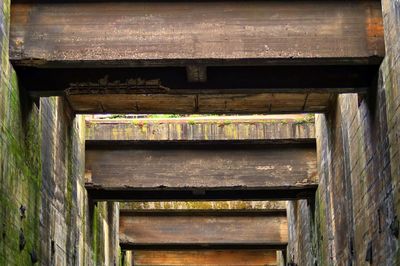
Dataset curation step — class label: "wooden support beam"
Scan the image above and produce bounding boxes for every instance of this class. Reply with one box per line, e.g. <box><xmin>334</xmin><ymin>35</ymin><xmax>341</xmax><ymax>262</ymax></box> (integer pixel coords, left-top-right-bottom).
<box><xmin>10</xmin><ymin>0</ymin><xmax>382</xmax><ymax>104</ymax></box>
<box><xmin>85</xmin><ymin>141</ymin><xmax>317</xmax><ymax>200</ymax></box>
<box><xmin>11</xmin><ymin>0</ymin><xmax>383</xmax><ymax>67</ymax></box>
<box><xmin>119</xmin><ymin>210</ymin><xmax>288</xmax><ymax>250</ymax></box>
<box><xmin>15</xmin><ymin>65</ymin><xmax>374</xmax><ymax>96</ymax></box>
<box><xmin>130</xmin><ymin>250</ymin><xmax>279</xmax><ymax>266</ymax></box>
<box><xmin>68</xmin><ymin>90</ymin><xmax>335</xmax><ymax>114</ymax></box>
<box><xmin>85</xmin><ymin>115</ymin><xmax>315</xmax><ymax>142</ymax></box>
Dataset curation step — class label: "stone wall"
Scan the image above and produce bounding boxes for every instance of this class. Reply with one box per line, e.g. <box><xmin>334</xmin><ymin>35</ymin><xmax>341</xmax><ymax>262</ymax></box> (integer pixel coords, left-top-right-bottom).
<box><xmin>287</xmin><ymin>1</ymin><xmax>400</xmax><ymax>265</ymax></box>
<box><xmin>0</xmin><ymin>1</ymin><xmax>118</xmax><ymax>264</ymax></box>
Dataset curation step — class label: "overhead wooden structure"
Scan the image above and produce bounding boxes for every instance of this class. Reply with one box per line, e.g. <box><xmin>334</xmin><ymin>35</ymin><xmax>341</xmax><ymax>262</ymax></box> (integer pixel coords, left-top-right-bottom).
<box><xmin>119</xmin><ymin>210</ymin><xmax>288</xmax><ymax>250</ymax></box>
<box><xmin>10</xmin><ymin>0</ymin><xmax>384</xmax><ymax>114</ymax></box>
<box><xmin>129</xmin><ymin>249</ymin><xmax>279</xmax><ymax>266</ymax></box>
<box><xmin>85</xmin><ymin>140</ymin><xmax>317</xmax><ymax>200</ymax></box>
<box><xmin>67</xmin><ymin>90</ymin><xmax>335</xmax><ymax>114</ymax></box>
<box><xmin>11</xmin><ymin>0</ymin><xmax>383</xmax><ymax>67</ymax></box>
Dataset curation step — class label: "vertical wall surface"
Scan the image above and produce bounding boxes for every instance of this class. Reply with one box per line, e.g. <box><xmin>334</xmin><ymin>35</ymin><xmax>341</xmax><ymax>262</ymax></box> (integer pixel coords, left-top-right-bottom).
<box><xmin>287</xmin><ymin>1</ymin><xmax>400</xmax><ymax>265</ymax></box>
<box><xmin>1</xmin><ymin>2</ymin><xmax>42</xmax><ymax>264</ymax></box>
<box><xmin>39</xmin><ymin>99</ymin><xmax>119</xmax><ymax>266</ymax></box>
<box><xmin>0</xmin><ymin>1</ymin><xmax>118</xmax><ymax>265</ymax></box>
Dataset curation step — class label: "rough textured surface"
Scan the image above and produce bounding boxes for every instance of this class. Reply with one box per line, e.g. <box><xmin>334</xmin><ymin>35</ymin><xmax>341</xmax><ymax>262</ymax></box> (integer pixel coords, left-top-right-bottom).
<box><xmin>286</xmin><ymin>200</ymin><xmax>315</xmax><ymax>265</ymax></box>
<box><xmin>1</xmin><ymin>2</ymin><xmax>42</xmax><ymax>263</ymax></box>
<box><xmin>39</xmin><ymin>98</ymin><xmax>120</xmax><ymax>266</ymax></box>
<box><xmin>67</xmin><ymin>92</ymin><xmax>335</xmax><ymax>114</ymax></box>
<box><xmin>119</xmin><ymin>211</ymin><xmax>288</xmax><ymax>247</ymax></box>
<box><xmin>86</xmin><ymin>116</ymin><xmax>316</xmax><ymax>201</ymax></box>
<box><xmin>0</xmin><ymin>1</ymin><xmax>119</xmax><ymax>264</ymax></box>
<box><xmin>86</xmin><ymin>115</ymin><xmax>315</xmax><ymax>142</ymax></box>
<box><xmin>119</xmin><ymin>201</ymin><xmax>287</xmax><ymax>211</ymax></box>
<box><xmin>10</xmin><ymin>1</ymin><xmax>384</xmax><ymax>66</ymax></box>
<box><xmin>287</xmin><ymin>1</ymin><xmax>400</xmax><ymax>264</ymax></box>
<box><xmin>130</xmin><ymin>250</ymin><xmax>278</xmax><ymax>266</ymax></box>
<box><xmin>85</xmin><ymin>143</ymin><xmax>317</xmax><ymax>189</ymax></box>
<box><xmin>2</xmin><ymin>0</ymin><xmax>400</xmax><ymax>265</ymax></box>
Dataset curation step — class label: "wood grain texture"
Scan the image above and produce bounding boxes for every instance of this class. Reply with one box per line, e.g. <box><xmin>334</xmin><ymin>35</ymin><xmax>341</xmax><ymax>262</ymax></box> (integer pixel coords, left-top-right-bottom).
<box><xmin>119</xmin><ymin>212</ymin><xmax>288</xmax><ymax>247</ymax></box>
<box><xmin>67</xmin><ymin>91</ymin><xmax>334</xmax><ymax>114</ymax></box>
<box><xmin>131</xmin><ymin>250</ymin><xmax>278</xmax><ymax>266</ymax></box>
<box><xmin>85</xmin><ymin>115</ymin><xmax>315</xmax><ymax>142</ymax></box>
<box><xmin>10</xmin><ymin>1</ymin><xmax>384</xmax><ymax>67</ymax></box>
<box><xmin>85</xmin><ymin>141</ymin><xmax>317</xmax><ymax>190</ymax></box>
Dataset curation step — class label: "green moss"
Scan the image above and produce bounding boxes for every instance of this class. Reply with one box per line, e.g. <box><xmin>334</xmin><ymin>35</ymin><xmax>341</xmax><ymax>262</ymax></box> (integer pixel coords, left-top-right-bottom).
<box><xmin>315</xmin><ymin>189</ymin><xmax>328</xmax><ymax>263</ymax></box>
<box><xmin>293</xmin><ymin>114</ymin><xmax>315</xmax><ymax>125</ymax></box>
<box><xmin>108</xmin><ymin>114</ymin><xmax>127</xmax><ymax>119</ymax></box>
<box><xmin>92</xmin><ymin>206</ymin><xmax>99</xmax><ymax>265</ymax></box>
<box><xmin>147</xmin><ymin>114</ymin><xmax>181</xmax><ymax>118</ymax></box>
<box><xmin>0</xmin><ymin>53</ymin><xmax>42</xmax><ymax>265</ymax></box>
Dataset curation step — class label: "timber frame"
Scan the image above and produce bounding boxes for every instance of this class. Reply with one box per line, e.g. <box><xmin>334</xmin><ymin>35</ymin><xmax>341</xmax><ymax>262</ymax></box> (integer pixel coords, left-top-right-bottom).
<box><xmin>10</xmin><ymin>0</ymin><xmax>384</xmax><ymax>114</ymax></box>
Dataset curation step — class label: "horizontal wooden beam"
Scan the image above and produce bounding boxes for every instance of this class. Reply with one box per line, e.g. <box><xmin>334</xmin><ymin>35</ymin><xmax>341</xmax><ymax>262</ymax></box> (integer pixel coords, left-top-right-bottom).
<box><xmin>69</xmin><ymin>90</ymin><xmax>335</xmax><ymax>114</ymax></box>
<box><xmin>16</xmin><ymin>65</ymin><xmax>374</xmax><ymax>96</ymax></box>
<box><xmin>10</xmin><ymin>0</ymin><xmax>383</xmax><ymax>67</ymax></box>
<box><xmin>85</xmin><ymin>141</ymin><xmax>317</xmax><ymax>200</ymax></box>
<box><xmin>85</xmin><ymin>115</ymin><xmax>315</xmax><ymax>143</ymax></box>
<box><xmin>129</xmin><ymin>250</ymin><xmax>279</xmax><ymax>266</ymax></box>
<box><xmin>119</xmin><ymin>201</ymin><xmax>288</xmax><ymax>212</ymax></box>
<box><xmin>119</xmin><ymin>210</ymin><xmax>288</xmax><ymax>249</ymax></box>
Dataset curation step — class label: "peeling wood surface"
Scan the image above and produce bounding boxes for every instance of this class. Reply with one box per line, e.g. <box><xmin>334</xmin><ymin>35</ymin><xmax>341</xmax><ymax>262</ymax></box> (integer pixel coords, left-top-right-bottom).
<box><xmin>85</xmin><ymin>141</ymin><xmax>317</xmax><ymax>200</ymax></box>
<box><xmin>68</xmin><ymin>91</ymin><xmax>334</xmax><ymax>114</ymax></box>
<box><xmin>131</xmin><ymin>250</ymin><xmax>278</xmax><ymax>266</ymax></box>
<box><xmin>10</xmin><ymin>1</ymin><xmax>384</xmax><ymax>67</ymax></box>
<box><xmin>119</xmin><ymin>211</ymin><xmax>288</xmax><ymax>248</ymax></box>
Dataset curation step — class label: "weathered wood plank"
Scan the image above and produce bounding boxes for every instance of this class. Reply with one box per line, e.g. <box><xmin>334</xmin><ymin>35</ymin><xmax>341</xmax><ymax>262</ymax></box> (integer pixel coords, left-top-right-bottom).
<box><xmin>119</xmin><ymin>201</ymin><xmax>288</xmax><ymax>212</ymax></box>
<box><xmin>85</xmin><ymin>115</ymin><xmax>316</xmax><ymax>142</ymax></box>
<box><xmin>85</xmin><ymin>141</ymin><xmax>317</xmax><ymax>200</ymax></box>
<box><xmin>10</xmin><ymin>1</ymin><xmax>384</xmax><ymax>67</ymax></box>
<box><xmin>119</xmin><ymin>210</ymin><xmax>288</xmax><ymax>248</ymax></box>
<box><xmin>68</xmin><ymin>91</ymin><xmax>333</xmax><ymax>114</ymax></box>
<box><xmin>131</xmin><ymin>250</ymin><xmax>278</xmax><ymax>266</ymax></box>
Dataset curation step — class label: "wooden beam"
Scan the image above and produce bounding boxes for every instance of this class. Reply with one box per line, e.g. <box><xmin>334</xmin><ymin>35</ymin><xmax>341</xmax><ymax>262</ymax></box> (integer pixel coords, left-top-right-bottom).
<box><xmin>85</xmin><ymin>115</ymin><xmax>315</xmax><ymax>143</ymax></box>
<box><xmin>68</xmin><ymin>90</ymin><xmax>334</xmax><ymax>114</ymax></box>
<box><xmin>130</xmin><ymin>250</ymin><xmax>278</xmax><ymax>266</ymax></box>
<box><xmin>85</xmin><ymin>141</ymin><xmax>317</xmax><ymax>200</ymax></box>
<box><xmin>119</xmin><ymin>210</ymin><xmax>288</xmax><ymax>249</ymax></box>
<box><xmin>16</xmin><ymin>66</ymin><xmax>374</xmax><ymax>97</ymax></box>
<box><xmin>10</xmin><ymin>0</ymin><xmax>383</xmax><ymax>67</ymax></box>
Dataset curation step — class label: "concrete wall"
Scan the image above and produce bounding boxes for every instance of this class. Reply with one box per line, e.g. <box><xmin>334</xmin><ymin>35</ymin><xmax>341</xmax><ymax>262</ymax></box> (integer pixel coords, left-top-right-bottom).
<box><xmin>0</xmin><ymin>1</ymin><xmax>118</xmax><ymax>265</ymax></box>
<box><xmin>287</xmin><ymin>1</ymin><xmax>400</xmax><ymax>265</ymax></box>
